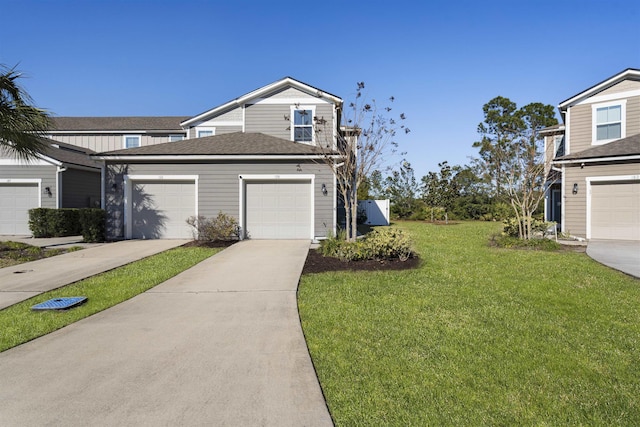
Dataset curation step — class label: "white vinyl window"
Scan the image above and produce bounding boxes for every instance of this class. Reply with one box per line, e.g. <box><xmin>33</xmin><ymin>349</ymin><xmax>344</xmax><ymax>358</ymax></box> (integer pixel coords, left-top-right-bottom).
<box><xmin>168</xmin><ymin>134</ymin><xmax>184</xmax><ymax>142</ymax></box>
<box><xmin>124</xmin><ymin>135</ymin><xmax>141</xmax><ymax>149</ymax></box>
<box><xmin>592</xmin><ymin>100</ymin><xmax>625</xmax><ymax>144</ymax></box>
<box><xmin>291</xmin><ymin>106</ymin><xmax>315</xmax><ymax>143</ymax></box>
<box><xmin>197</xmin><ymin>127</ymin><xmax>215</xmax><ymax>138</ymax></box>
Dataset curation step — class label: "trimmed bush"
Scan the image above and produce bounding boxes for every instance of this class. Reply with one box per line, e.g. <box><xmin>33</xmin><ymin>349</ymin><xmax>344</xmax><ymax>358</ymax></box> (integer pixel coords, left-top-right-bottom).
<box><xmin>48</xmin><ymin>209</ymin><xmax>81</xmax><ymax>236</ymax></box>
<box><xmin>186</xmin><ymin>212</ymin><xmax>239</xmax><ymax>241</ymax></box>
<box><xmin>502</xmin><ymin>216</ymin><xmax>550</xmax><ymax>238</ymax></box>
<box><xmin>78</xmin><ymin>208</ymin><xmax>106</xmax><ymax>242</ymax></box>
<box><xmin>28</xmin><ymin>208</ymin><xmax>51</xmax><ymax>238</ymax></box>
<box><xmin>320</xmin><ymin>227</ymin><xmax>415</xmax><ymax>262</ymax></box>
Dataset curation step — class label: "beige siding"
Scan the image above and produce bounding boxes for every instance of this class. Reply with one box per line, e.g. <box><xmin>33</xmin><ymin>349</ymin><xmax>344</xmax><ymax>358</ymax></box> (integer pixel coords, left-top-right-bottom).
<box><xmin>270</xmin><ymin>87</ymin><xmax>323</xmax><ymax>100</ymax></box>
<box><xmin>627</xmin><ymin>96</ymin><xmax>640</xmax><ymax>136</ymax></box>
<box><xmin>563</xmin><ymin>162</ymin><xmax>640</xmax><ymax>239</ymax></box>
<box><xmin>598</xmin><ymin>79</ymin><xmax>640</xmax><ymax>96</ymax></box>
<box><xmin>215</xmin><ymin>126</ymin><xmax>243</xmax><ymax>135</ymax></box>
<box><xmin>568</xmin><ymin>104</ymin><xmax>592</xmax><ymax>154</ymax></box>
<box><xmin>0</xmin><ymin>165</ymin><xmax>57</xmax><ymax>208</ymax></box>
<box><xmin>104</xmin><ymin>160</ymin><xmax>334</xmax><ymax>240</ymax></box>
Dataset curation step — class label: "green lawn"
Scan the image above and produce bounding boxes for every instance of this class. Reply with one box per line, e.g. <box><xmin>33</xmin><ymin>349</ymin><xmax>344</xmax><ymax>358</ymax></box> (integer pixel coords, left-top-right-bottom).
<box><xmin>0</xmin><ymin>246</ymin><xmax>219</xmax><ymax>352</ymax></box>
<box><xmin>298</xmin><ymin>221</ymin><xmax>640</xmax><ymax>426</ymax></box>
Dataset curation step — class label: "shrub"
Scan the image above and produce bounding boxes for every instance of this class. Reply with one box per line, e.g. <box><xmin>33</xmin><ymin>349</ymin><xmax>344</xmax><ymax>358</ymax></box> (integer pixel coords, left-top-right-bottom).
<box><xmin>491</xmin><ymin>234</ymin><xmax>561</xmax><ymax>251</ymax></box>
<box><xmin>186</xmin><ymin>212</ymin><xmax>239</xmax><ymax>241</ymax></box>
<box><xmin>319</xmin><ymin>227</ymin><xmax>415</xmax><ymax>262</ymax></box>
<box><xmin>48</xmin><ymin>209</ymin><xmax>81</xmax><ymax>236</ymax></box>
<box><xmin>28</xmin><ymin>208</ymin><xmax>51</xmax><ymax>238</ymax></box>
<box><xmin>78</xmin><ymin>208</ymin><xmax>106</xmax><ymax>242</ymax></box>
<box><xmin>502</xmin><ymin>217</ymin><xmax>550</xmax><ymax>238</ymax></box>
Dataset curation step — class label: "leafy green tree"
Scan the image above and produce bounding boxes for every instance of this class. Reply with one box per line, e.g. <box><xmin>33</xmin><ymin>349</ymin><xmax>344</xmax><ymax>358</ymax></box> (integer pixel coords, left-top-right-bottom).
<box><xmin>472</xmin><ymin>96</ymin><xmax>557</xmax><ymax>238</ymax></box>
<box><xmin>0</xmin><ymin>65</ymin><xmax>52</xmax><ymax>160</ymax></box>
<box><xmin>385</xmin><ymin>160</ymin><xmax>420</xmax><ymax>219</ymax></box>
<box><xmin>421</xmin><ymin>161</ymin><xmax>460</xmax><ymax>220</ymax></box>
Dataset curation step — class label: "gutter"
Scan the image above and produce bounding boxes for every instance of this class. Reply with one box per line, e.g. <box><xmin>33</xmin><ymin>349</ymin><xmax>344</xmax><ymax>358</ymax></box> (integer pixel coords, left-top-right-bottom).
<box><xmin>553</xmin><ymin>154</ymin><xmax>640</xmax><ymax>165</ymax></box>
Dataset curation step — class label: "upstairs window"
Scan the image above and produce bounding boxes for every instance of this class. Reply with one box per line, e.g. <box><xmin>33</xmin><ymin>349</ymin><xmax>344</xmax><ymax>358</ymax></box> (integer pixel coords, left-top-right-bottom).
<box><xmin>169</xmin><ymin>134</ymin><xmax>184</xmax><ymax>142</ymax></box>
<box><xmin>292</xmin><ymin>107</ymin><xmax>314</xmax><ymax>143</ymax></box>
<box><xmin>124</xmin><ymin>135</ymin><xmax>141</xmax><ymax>149</ymax></box>
<box><xmin>593</xmin><ymin>101</ymin><xmax>625</xmax><ymax>144</ymax></box>
<box><xmin>197</xmin><ymin>128</ymin><xmax>215</xmax><ymax>138</ymax></box>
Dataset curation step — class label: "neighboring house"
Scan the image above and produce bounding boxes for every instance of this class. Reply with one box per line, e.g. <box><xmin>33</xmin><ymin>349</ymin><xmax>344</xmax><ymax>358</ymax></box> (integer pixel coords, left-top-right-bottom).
<box><xmin>0</xmin><ymin>139</ymin><xmax>101</xmax><ymax>235</ymax></box>
<box><xmin>543</xmin><ymin>68</ymin><xmax>640</xmax><ymax>241</ymax></box>
<box><xmin>76</xmin><ymin>77</ymin><xmax>344</xmax><ymax>241</ymax></box>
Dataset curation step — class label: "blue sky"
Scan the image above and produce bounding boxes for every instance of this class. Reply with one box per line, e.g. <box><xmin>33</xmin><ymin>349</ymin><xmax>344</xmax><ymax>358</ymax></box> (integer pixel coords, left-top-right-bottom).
<box><xmin>2</xmin><ymin>0</ymin><xmax>639</xmax><ymax>178</ymax></box>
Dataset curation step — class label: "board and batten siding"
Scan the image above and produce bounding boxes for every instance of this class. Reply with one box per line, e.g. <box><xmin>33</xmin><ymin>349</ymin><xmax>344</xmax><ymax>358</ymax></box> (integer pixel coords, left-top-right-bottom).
<box><xmin>60</xmin><ymin>169</ymin><xmax>101</xmax><ymax>208</ymax></box>
<box><xmin>563</xmin><ymin>162</ymin><xmax>640</xmax><ymax>238</ymax></box>
<box><xmin>104</xmin><ymin>160</ymin><xmax>334</xmax><ymax>240</ymax></box>
<box><xmin>49</xmin><ymin>134</ymin><xmax>184</xmax><ymax>152</ymax></box>
<box><xmin>0</xmin><ymin>165</ymin><xmax>57</xmax><ymax>208</ymax></box>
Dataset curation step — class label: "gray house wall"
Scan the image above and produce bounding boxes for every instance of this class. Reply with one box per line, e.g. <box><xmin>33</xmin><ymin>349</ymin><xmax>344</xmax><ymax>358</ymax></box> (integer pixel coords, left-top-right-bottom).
<box><xmin>244</xmin><ymin>102</ymin><xmax>334</xmax><ymax>142</ymax></box>
<box><xmin>104</xmin><ymin>160</ymin><xmax>335</xmax><ymax>240</ymax></box>
<box><xmin>0</xmin><ymin>165</ymin><xmax>57</xmax><ymax>208</ymax></box>
<box><xmin>61</xmin><ymin>168</ymin><xmax>101</xmax><ymax>208</ymax></box>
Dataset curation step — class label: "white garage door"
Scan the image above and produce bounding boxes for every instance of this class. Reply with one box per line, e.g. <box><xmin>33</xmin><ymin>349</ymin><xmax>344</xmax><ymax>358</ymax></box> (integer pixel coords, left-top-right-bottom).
<box><xmin>0</xmin><ymin>183</ymin><xmax>39</xmax><ymax>235</ymax></box>
<box><xmin>591</xmin><ymin>181</ymin><xmax>640</xmax><ymax>240</ymax></box>
<box><xmin>131</xmin><ymin>180</ymin><xmax>195</xmax><ymax>239</ymax></box>
<box><xmin>245</xmin><ymin>180</ymin><xmax>311</xmax><ymax>239</ymax></box>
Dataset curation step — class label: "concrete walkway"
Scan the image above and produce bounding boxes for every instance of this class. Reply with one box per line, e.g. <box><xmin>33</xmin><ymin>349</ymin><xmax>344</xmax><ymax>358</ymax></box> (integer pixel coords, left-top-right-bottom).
<box><xmin>0</xmin><ymin>240</ymin><xmax>333</xmax><ymax>426</ymax></box>
<box><xmin>587</xmin><ymin>239</ymin><xmax>640</xmax><ymax>279</ymax></box>
<box><xmin>0</xmin><ymin>239</ymin><xmax>188</xmax><ymax>310</ymax></box>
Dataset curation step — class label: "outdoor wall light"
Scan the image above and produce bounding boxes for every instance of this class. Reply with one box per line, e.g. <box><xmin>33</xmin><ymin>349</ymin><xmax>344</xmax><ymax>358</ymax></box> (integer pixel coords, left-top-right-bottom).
<box><xmin>572</xmin><ymin>183</ymin><xmax>579</xmax><ymax>195</ymax></box>
<box><xmin>321</xmin><ymin>183</ymin><xmax>328</xmax><ymax>196</ymax></box>
<box><xmin>44</xmin><ymin>186</ymin><xmax>52</xmax><ymax>197</ymax></box>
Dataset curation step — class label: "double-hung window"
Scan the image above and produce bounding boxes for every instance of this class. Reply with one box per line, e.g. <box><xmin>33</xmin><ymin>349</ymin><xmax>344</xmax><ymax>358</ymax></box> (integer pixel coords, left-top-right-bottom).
<box><xmin>197</xmin><ymin>127</ymin><xmax>215</xmax><ymax>138</ymax></box>
<box><xmin>168</xmin><ymin>134</ymin><xmax>184</xmax><ymax>142</ymax></box>
<box><xmin>292</xmin><ymin>106</ymin><xmax>315</xmax><ymax>143</ymax></box>
<box><xmin>124</xmin><ymin>135</ymin><xmax>141</xmax><ymax>149</ymax></box>
<box><xmin>593</xmin><ymin>101</ymin><xmax>625</xmax><ymax>144</ymax></box>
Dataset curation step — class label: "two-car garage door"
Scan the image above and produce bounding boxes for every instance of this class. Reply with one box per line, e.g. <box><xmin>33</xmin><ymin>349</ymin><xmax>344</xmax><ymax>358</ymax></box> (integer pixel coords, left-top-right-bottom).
<box><xmin>0</xmin><ymin>183</ymin><xmax>39</xmax><ymax>235</ymax></box>
<box><xmin>590</xmin><ymin>180</ymin><xmax>640</xmax><ymax>241</ymax></box>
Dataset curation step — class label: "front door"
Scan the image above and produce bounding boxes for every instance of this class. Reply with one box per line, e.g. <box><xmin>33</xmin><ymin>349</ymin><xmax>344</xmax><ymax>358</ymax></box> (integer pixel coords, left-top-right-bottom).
<box><xmin>551</xmin><ymin>189</ymin><xmax>561</xmax><ymax>224</ymax></box>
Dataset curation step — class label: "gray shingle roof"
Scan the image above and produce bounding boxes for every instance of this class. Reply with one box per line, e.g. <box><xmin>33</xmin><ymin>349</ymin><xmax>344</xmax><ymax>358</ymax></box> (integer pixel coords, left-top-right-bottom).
<box><xmin>97</xmin><ymin>132</ymin><xmax>328</xmax><ymax>156</ymax></box>
<box><xmin>555</xmin><ymin>133</ymin><xmax>640</xmax><ymax>161</ymax></box>
<box><xmin>52</xmin><ymin>116</ymin><xmax>189</xmax><ymax>132</ymax></box>
<box><xmin>40</xmin><ymin>138</ymin><xmax>100</xmax><ymax>169</ymax></box>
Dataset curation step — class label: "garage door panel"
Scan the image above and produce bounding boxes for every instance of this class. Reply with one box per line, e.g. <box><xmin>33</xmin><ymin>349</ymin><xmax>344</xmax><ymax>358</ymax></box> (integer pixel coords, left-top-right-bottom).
<box><xmin>245</xmin><ymin>180</ymin><xmax>311</xmax><ymax>239</ymax></box>
<box><xmin>591</xmin><ymin>181</ymin><xmax>640</xmax><ymax>241</ymax></box>
<box><xmin>0</xmin><ymin>183</ymin><xmax>39</xmax><ymax>235</ymax></box>
<box><xmin>132</xmin><ymin>181</ymin><xmax>195</xmax><ymax>239</ymax></box>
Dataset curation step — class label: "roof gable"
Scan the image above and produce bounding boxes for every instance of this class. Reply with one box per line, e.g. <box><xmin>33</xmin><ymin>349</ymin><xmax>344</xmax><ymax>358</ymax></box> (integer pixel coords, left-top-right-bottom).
<box><xmin>181</xmin><ymin>77</ymin><xmax>342</xmax><ymax>127</ymax></box>
<box><xmin>559</xmin><ymin>68</ymin><xmax>640</xmax><ymax>111</ymax></box>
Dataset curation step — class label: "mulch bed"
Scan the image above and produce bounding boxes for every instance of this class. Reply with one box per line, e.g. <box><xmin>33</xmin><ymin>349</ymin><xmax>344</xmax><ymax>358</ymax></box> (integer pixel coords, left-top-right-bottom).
<box><xmin>302</xmin><ymin>249</ymin><xmax>420</xmax><ymax>274</ymax></box>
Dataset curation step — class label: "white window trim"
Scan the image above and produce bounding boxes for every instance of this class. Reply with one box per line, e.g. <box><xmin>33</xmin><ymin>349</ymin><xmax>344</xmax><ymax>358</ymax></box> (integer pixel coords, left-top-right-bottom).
<box><xmin>585</xmin><ymin>174</ymin><xmax>640</xmax><ymax>239</ymax></box>
<box><xmin>592</xmin><ymin>100</ymin><xmax>626</xmax><ymax>145</ymax></box>
<box><xmin>168</xmin><ymin>134</ymin><xmax>185</xmax><ymax>142</ymax></box>
<box><xmin>237</xmin><ymin>174</ymin><xmax>315</xmax><ymax>240</ymax></box>
<box><xmin>290</xmin><ymin>105</ymin><xmax>316</xmax><ymax>144</ymax></box>
<box><xmin>123</xmin><ymin>135</ymin><xmax>142</xmax><ymax>149</ymax></box>
<box><xmin>196</xmin><ymin>127</ymin><xmax>216</xmax><ymax>138</ymax></box>
<box><xmin>123</xmin><ymin>174</ymin><xmax>199</xmax><ymax>239</ymax></box>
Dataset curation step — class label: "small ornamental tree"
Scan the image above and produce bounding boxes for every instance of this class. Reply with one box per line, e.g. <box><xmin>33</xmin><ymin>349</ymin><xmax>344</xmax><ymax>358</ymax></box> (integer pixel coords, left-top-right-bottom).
<box><xmin>310</xmin><ymin>82</ymin><xmax>410</xmax><ymax>241</ymax></box>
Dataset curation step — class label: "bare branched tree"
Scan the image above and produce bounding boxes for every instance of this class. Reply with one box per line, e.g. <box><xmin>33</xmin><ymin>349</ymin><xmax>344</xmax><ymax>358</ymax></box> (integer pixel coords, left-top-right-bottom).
<box><xmin>310</xmin><ymin>82</ymin><xmax>409</xmax><ymax>241</ymax></box>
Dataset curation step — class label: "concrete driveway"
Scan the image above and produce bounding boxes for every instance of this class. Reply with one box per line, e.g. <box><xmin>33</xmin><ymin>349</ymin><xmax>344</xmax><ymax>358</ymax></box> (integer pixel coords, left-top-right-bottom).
<box><xmin>587</xmin><ymin>239</ymin><xmax>640</xmax><ymax>279</ymax></box>
<box><xmin>0</xmin><ymin>240</ymin><xmax>333</xmax><ymax>426</ymax></box>
<box><xmin>0</xmin><ymin>239</ymin><xmax>188</xmax><ymax>310</ymax></box>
